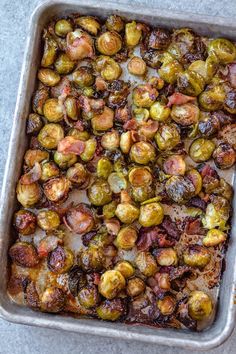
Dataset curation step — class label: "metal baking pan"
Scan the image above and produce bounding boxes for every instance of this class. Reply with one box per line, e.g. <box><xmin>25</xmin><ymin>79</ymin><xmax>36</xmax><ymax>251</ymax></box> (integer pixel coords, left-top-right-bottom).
<box><xmin>0</xmin><ymin>0</ymin><xmax>236</xmax><ymax>349</ymax></box>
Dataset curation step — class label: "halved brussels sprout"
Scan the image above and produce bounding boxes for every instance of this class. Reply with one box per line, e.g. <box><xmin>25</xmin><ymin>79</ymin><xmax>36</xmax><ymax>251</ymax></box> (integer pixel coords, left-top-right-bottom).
<box><xmin>91</xmin><ymin>107</ymin><xmax>114</xmax><ymax>131</ymax></box>
<box><xmin>47</xmin><ymin>246</ymin><xmax>74</xmax><ymax>273</ymax></box>
<box><xmin>171</xmin><ymin>103</ymin><xmax>199</xmax><ymax>126</ymax></box>
<box><xmin>64</xmin><ymin>96</ymin><xmax>79</xmax><ymax>120</ymax></box>
<box><xmin>103</xmin><ymin>201</ymin><xmax>117</xmax><ymax>219</ymax></box>
<box><xmin>120</xmin><ymin>131</ymin><xmax>133</xmax><ymax>154</ymax></box>
<box><xmin>97</xmin><ymin>298</ymin><xmax>125</xmax><ymax>321</ymax></box>
<box><xmin>96</xmin><ymin>157</ymin><xmax>113</xmax><ymax>179</ymax></box>
<box><xmin>55</xmin><ymin>19</ymin><xmax>73</xmax><ymax>37</ymax></box>
<box><xmin>96</xmin><ymin>31</ymin><xmax>122</xmax><ymax>56</ymax></box>
<box><xmin>68</xmin><ymin>128</ymin><xmax>90</xmax><ymax>141</ymax></box>
<box><xmin>54</xmin><ymin>151</ymin><xmax>77</xmax><ymax>169</ymax></box>
<box><xmin>156</xmin><ymin>248</ymin><xmax>178</xmax><ymax>266</ymax></box>
<box><xmin>163</xmin><ymin>155</ymin><xmax>186</xmax><ymax>176</ymax></box>
<box><xmin>133</xmin><ymin>108</ymin><xmax>149</xmax><ymax>125</ymax></box>
<box><xmin>165</xmin><ymin>176</ymin><xmax>195</xmax><ymax>204</ymax></box>
<box><xmin>72</xmin><ymin>67</ymin><xmax>95</xmax><ymax>88</ymax></box>
<box><xmin>188</xmin><ymin>290</ymin><xmax>213</xmax><ymax>320</ymax></box>
<box><xmin>41</xmin><ymin>161</ymin><xmax>59</xmax><ymax>182</ymax></box>
<box><xmin>41</xmin><ymin>36</ymin><xmax>57</xmax><ymax>67</ymax></box>
<box><xmin>41</xmin><ymin>287</ymin><xmax>65</xmax><ymax>313</ymax></box>
<box><xmin>108</xmin><ymin>172</ymin><xmax>127</xmax><ymax>193</ymax></box>
<box><xmin>157</xmin><ymin>295</ymin><xmax>176</xmax><ymax>316</ymax></box>
<box><xmin>150</xmin><ymin>101</ymin><xmax>171</xmax><ymax>122</ymax></box>
<box><xmin>189</xmin><ymin>138</ymin><xmax>215</xmax><ymax>162</ymax></box>
<box><xmin>131</xmin><ymin>185</ymin><xmax>154</xmax><ymax>203</ymax></box>
<box><xmin>24</xmin><ymin>149</ymin><xmax>49</xmax><ymax>168</ymax></box>
<box><xmin>186</xmin><ymin>169</ymin><xmax>202</xmax><ymax>195</ymax></box>
<box><xmin>155</xmin><ymin>124</ymin><xmax>180</xmax><ymax>151</ymax></box>
<box><xmin>75</xmin><ymin>16</ymin><xmax>101</xmax><ymax>36</ymax></box>
<box><xmin>199</xmin><ymin>84</ymin><xmax>226</xmax><ymax>111</ymax></box>
<box><xmin>101</xmin><ymin>130</ymin><xmax>120</xmax><ymax>150</ymax></box>
<box><xmin>106</xmin><ymin>15</ymin><xmax>124</xmax><ymax>33</ymax></box>
<box><xmin>208</xmin><ymin>38</ymin><xmax>236</xmax><ymax>64</ymax></box>
<box><xmin>128</xmin><ymin>56</ymin><xmax>146</xmax><ymax>76</ymax></box>
<box><xmin>54</xmin><ymin>53</ymin><xmax>75</xmax><ymax>74</ymax></box>
<box><xmin>13</xmin><ymin>209</ymin><xmax>36</xmax><ymax>235</ymax></box>
<box><xmin>16</xmin><ymin>182</ymin><xmax>41</xmax><ymax>208</ymax></box>
<box><xmin>125</xmin><ymin>21</ymin><xmax>142</xmax><ymax>47</ymax></box>
<box><xmin>115</xmin><ymin>202</ymin><xmax>140</xmax><ymax>224</ymax></box>
<box><xmin>188</xmin><ymin>58</ymin><xmax>217</xmax><ymax>84</ymax></box>
<box><xmin>127</xmin><ymin>277</ymin><xmax>146</xmax><ymax>297</ymax></box>
<box><xmin>203</xmin><ymin>229</ymin><xmax>227</xmax><ymax>247</ymax></box>
<box><xmin>114</xmin><ymin>261</ymin><xmax>135</xmax><ymax>278</ymax></box>
<box><xmin>158</xmin><ymin>60</ymin><xmax>183</xmax><ymax>84</ymax></box>
<box><xmin>115</xmin><ymin>226</ymin><xmax>138</xmax><ymax>250</ymax></box>
<box><xmin>88</xmin><ymin>178</ymin><xmax>112</xmax><ymax>206</ymax></box>
<box><xmin>139</xmin><ymin>202</ymin><xmax>164</xmax><ymax>227</ymax></box>
<box><xmin>177</xmin><ymin>70</ymin><xmax>205</xmax><ymax>96</ymax></box>
<box><xmin>98</xmin><ymin>270</ymin><xmax>125</xmax><ymax>299</ymax></box>
<box><xmin>9</xmin><ymin>242</ymin><xmax>39</xmax><ymax>267</ymax></box>
<box><xmin>66</xmin><ymin>163</ymin><xmax>88</xmax><ymax>185</ymax></box>
<box><xmin>43</xmin><ymin>98</ymin><xmax>64</xmax><ymax>122</ymax></box>
<box><xmin>80</xmin><ymin>138</ymin><xmax>97</xmax><ymax>162</ymax></box>
<box><xmin>64</xmin><ymin>204</ymin><xmax>94</xmax><ymax>234</ymax></box>
<box><xmin>95</xmin><ymin>56</ymin><xmax>122</xmax><ymax>81</ymax></box>
<box><xmin>183</xmin><ymin>245</ymin><xmax>211</xmax><ymax>268</ymax></box>
<box><xmin>135</xmin><ymin>251</ymin><xmax>158</xmax><ymax>277</ymax></box>
<box><xmin>78</xmin><ymin>285</ymin><xmax>100</xmax><ymax>308</ymax></box>
<box><xmin>130</xmin><ymin>142</ymin><xmax>156</xmax><ymax>164</ymax></box>
<box><xmin>43</xmin><ymin>177</ymin><xmax>71</xmax><ymax>203</ymax></box>
<box><xmin>38</xmin><ymin>123</ymin><xmax>64</xmax><ymax>149</ymax></box>
<box><xmin>202</xmin><ymin>196</ymin><xmax>230</xmax><ymax>230</ymax></box>
<box><xmin>132</xmin><ymin>84</ymin><xmax>158</xmax><ymax>108</ymax></box>
<box><xmin>26</xmin><ymin>113</ymin><xmax>43</xmax><ymax>135</ymax></box>
<box><xmin>38</xmin><ymin>68</ymin><xmax>60</xmax><ymax>87</ymax></box>
<box><xmin>32</xmin><ymin>86</ymin><xmax>49</xmax><ymax>115</ymax></box>
<box><xmin>37</xmin><ymin>210</ymin><xmax>60</xmax><ymax>231</ymax></box>
<box><xmin>128</xmin><ymin>167</ymin><xmax>152</xmax><ymax>187</ymax></box>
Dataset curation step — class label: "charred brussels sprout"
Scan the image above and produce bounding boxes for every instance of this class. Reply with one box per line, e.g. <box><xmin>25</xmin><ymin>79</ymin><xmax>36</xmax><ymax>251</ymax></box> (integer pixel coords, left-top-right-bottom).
<box><xmin>203</xmin><ymin>229</ymin><xmax>226</xmax><ymax>247</ymax></box>
<box><xmin>43</xmin><ymin>177</ymin><xmax>71</xmax><ymax>203</ymax></box>
<box><xmin>139</xmin><ymin>202</ymin><xmax>164</xmax><ymax>227</ymax></box>
<box><xmin>128</xmin><ymin>167</ymin><xmax>152</xmax><ymax>187</ymax></box>
<box><xmin>188</xmin><ymin>291</ymin><xmax>213</xmax><ymax>320</ymax></box>
<box><xmin>189</xmin><ymin>138</ymin><xmax>215</xmax><ymax>162</ymax></box>
<box><xmin>72</xmin><ymin>67</ymin><xmax>95</xmax><ymax>88</ymax></box>
<box><xmin>114</xmin><ymin>261</ymin><xmax>135</xmax><ymax>278</ymax></box>
<box><xmin>41</xmin><ymin>162</ymin><xmax>59</xmax><ymax>182</ymax></box>
<box><xmin>47</xmin><ymin>246</ymin><xmax>74</xmax><ymax>273</ymax></box>
<box><xmin>213</xmin><ymin>143</ymin><xmax>236</xmax><ymax>169</ymax></box>
<box><xmin>98</xmin><ymin>270</ymin><xmax>125</xmax><ymax>299</ymax></box>
<box><xmin>80</xmin><ymin>246</ymin><xmax>105</xmax><ymax>272</ymax></box>
<box><xmin>54</xmin><ymin>53</ymin><xmax>75</xmax><ymax>74</ymax></box>
<box><xmin>37</xmin><ymin>210</ymin><xmax>60</xmax><ymax>231</ymax></box>
<box><xmin>88</xmin><ymin>179</ymin><xmax>112</xmax><ymax>206</ymax></box>
<box><xmin>55</xmin><ymin>19</ymin><xmax>73</xmax><ymax>37</ymax></box>
<box><xmin>198</xmin><ymin>111</ymin><xmax>220</xmax><ymax>137</ymax></box>
<box><xmin>163</xmin><ymin>155</ymin><xmax>186</xmax><ymax>176</ymax></box>
<box><xmin>115</xmin><ymin>202</ymin><xmax>139</xmax><ymax>224</ymax></box>
<box><xmin>38</xmin><ymin>123</ymin><xmax>64</xmax><ymax>149</ymax></box>
<box><xmin>199</xmin><ymin>84</ymin><xmax>226</xmax><ymax>111</ymax></box>
<box><xmin>41</xmin><ymin>36</ymin><xmax>57</xmax><ymax>67</ymax></box>
<box><xmin>183</xmin><ymin>245</ymin><xmax>211</xmax><ymax>268</ymax></box>
<box><xmin>78</xmin><ymin>285</ymin><xmax>100</xmax><ymax>308</ymax></box>
<box><xmin>125</xmin><ymin>21</ymin><xmax>142</xmax><ymax>47</ymax></box>
<box><xmin>75</xmin><ymin>16</ymin><xmax>100</xmax><ymax>36</ymax></box>
<box><xmin>130</xmin><ymin>142</ymin><xmax>156</xmax><ymax>164</ymax></box>
<box><xmin>202</xmin><ymin>196</ymin><xmax>230</xmax><ymax>230</ymax></box>
<box><xmin>24</xmin><ymin>149</ymin><xmax>49</xmax><ymax>168</ymax></box>
<box><xmin>96</xmin><ymin>31</ymin><xmax>122</xmax><ymax>56</ymax></box>
<box><xmin>165</xmin><ymin>176</ymin><xmax>195</xmax><ymax>204</ymax></box>
<box><xmin>106</xmin><ymin>15</ymin><xmax>124</xmax><ymax>33</ymax></box>
<box><xmin>132</xmin><ymin>84</ymin><xmax>158</xmax><ymax>108</ymax></box>
<box><xmin>135</xmin><ymin>251</ymin><xmax>158</xmax><ymax>277</ymax></box>
<box><xmin>177</xmin><ymin>70</ymin><xmax>205</xmax><ymax>96</ymax></box>
<box><xmin>38</xmin><ymin>68</ymin><xmax>60</xmax><ymax>87</ymax></box>
<box><xmin>13</xmin><ymin>210</ymin><xmax>36</xmax><ymax>235</ymax></box>
<box><xmin>150</xmin><ymin>101</ymin><xmax>171</xmax><ymax>122</ymax></box>
<box><xmin>208</xmin><ymin>38</ymin><xmax>236</xmax><ymax>64</ymax></box>
<box><xmin>95</xmin><ymin>56</ymin><xmax>122</xmax><ymax>81</ymax></box>
<box><xmin>54</xmin><ymin>151</ymin><xmax>77</xmax><ymax>169</ymax></box>
<box><xmin>97</xmin><ymin>298</ymin><xmax>125</xmax><ymax>321</ymax></box>
<box><xmin>115</xmin><ymin>226</ymin><xmax>138</xmax><ymax>250</ymax></box>
<box><xmin>171</xmin><ymin>103</ymin><xmax>199</xmax><ymax>126</ymax></box>
<box><xmin>32</xmin><ymin>86</ymin><xmax>49</xmax><ymax>115</ymax></box>
<box><xmin>66</xmin><ymin>163</ymin><xmax>88</xmax><ymax>185</ymax></box>
<box><xmin>146</xmin><ymin>28</ymin><xmax>171</xmax><ymax>50</ymax></box>
<box><xmin>128</xmin><ymin>56</ymin><xmax>146</xmax><ymax>76</ymax></box>
<box><xmin>186</xmin><ymin>169</ymin><xmax>202</xmax><ymax>195</ymax></box>
<box><xmin>26</xmin><ymin>113</ymin><xmax>43</xmax><ymax>135</ymax></box>
<box><xmin>41</xmin><ymin>287</ymin><xmax>65</xmax><ymax>313</ymax></box>
<box><xmin>127</xmin><ymin>277</ymin><xmax>146</xmax><ymax>297</ymax></box>
<box><xmin>224</xmin><ymin>89</ymin><xmax>236</xmax><ymax>114</ymax></box>
<box><xmin>16</xmin><ymin>182</ymin><xmax>41</xmax><ymax>208</ymax></box>
<box><xmin>156</xmin><ymin>248</ymin><xmax>178</xmax><ymax>266</ymax></box>
<box><xmin>155</xmin><ymin>124</ymin><xmax>180</xmax><ymax>151</ymax></box>
<box><xmin>9</xmin><ymin>242</ymin><xmax>39</xmax><ymax>267</ymax></box>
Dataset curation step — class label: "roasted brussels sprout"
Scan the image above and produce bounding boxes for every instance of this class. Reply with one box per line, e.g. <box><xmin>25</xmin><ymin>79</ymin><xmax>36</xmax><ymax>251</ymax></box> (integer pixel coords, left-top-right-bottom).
<box><xmin>188</xmin><ymin>291</ymin><xmax>213</xmax><ymax>320</ymax></box>
<box><xmin>38</xmin><ymin>123</ymin><xmax>64</xmax><ymax>149</ymax></box>
<box><xmin>91</xmin><ymin>107</ymin><xmax>114</xmax><ymax>131</ymax></box>
<box><xmin>128</xmin><ymin>167</ymin><xmax>152</xmax><ymax>187</ymax></box>
<box><xmin>163</xmin><ymin>155</ymin><xmax>186</xmax><ymax>176</ymax></box>
<box><xmin>64</xmin><ymin>204</ymin><xmax>94</xmax><ymax>234</ymax></box>
<box><xmin>41</xmin><ymin>36</ymin><xmax>57</xmax><ymax>67</ymax></box>
<box><xmin>198</xmin><ymin>111</ymin><xmax>220</xmax><ymax>137</ymax></box>
<box><xmin>139</xmin><ymin>202</ymin><xmax>164</xmax><ymax>227</ymax></box>
<box><xmin>219</xmin><ymin>123</ymin><xmax>236</xmax><ymax>149</ymax></box>
<box><xmin>203</xmin><ymin>229</ymin><xmax>226</xmax><ymax>247</ymax></box>
<box><xmin>96</xmin><ymin>157</ymin><xmax>113</xmax><ymax>179</ymax></box>
<box><xmin>120</xmin><ymin>131</ymin><xmax>134</xmax><ymax>154</ymax></box>
<box><xmin>177</xmin><ymin>70</ymin><xmax>205</xmax><ymax>96</ymax></box>
<box><xmin>72</xmin><ymin>67</ymin><xmax>95</xmax><ymax>88</ymax></box>
<box><xmin>32</xmin><ymin>86</ymin><xmax>49</xmax><ymax>115</ymax></box>
<box><xmin>132</xmin><ymin>84</ymin><xmax>158</xmax><ymax>108</ymax></box>
<box><xmin>98</xmin><ymin>270</ymin><xmax>125</xmax><ymax>299</ymax></box>
<box><xmin>150</xmin><ymin>101</ymin><xmax>170</xmax><ymax>122</ymax></box>
<box><xmin>158</xmin><ymin>59</ymin><xmax>183</xmax><ymax>84</ymax></box>
<box><xmin>188</xmin><ymin>58</ymin><xmax>217</xmax><ymax>84</ymax></box>
<box><xmin>165</xmin><ymin>176</ymin><xmax>195</xmax><ymax>204</ymax></box>
<box><xmin>114</xmin><ymin>261</ymin><xmax>135</xmax><ymax>278</ymax></box>
<box><xmin>189</xmin><ymin>138</ymin><xmax>215</xmax><ymax>162</ymax></box>
<box><xmin>66</xmin><ymin>163</ymin><xmax>87</xmax><ymax>185</ymax></box>
<box><xmin>199</xmin><ymin>84</ymin><xmax>226</xmax><ymax>111</ymax></box>
<box><xmin>101</xmin><ymin>130</ymin><xmax>120</xmax><ymax>151</ymax></box>
<box><xmin>125</xmin><ymin>21</ymin><xmax>142</xmax><ymax>47</ymax></box>
<box><xmin>202</xmin><ymin>196</ymin><xmax>230</xmax><ymax>230</ymax></box>
<box><xmin>95</xmin><ymin>56</ymin><xmax>122</xmax><ymax>81</ymax></box>
<box><xmin>131</xmin><ymin>185</ymin><xmax>154</xmax><ymax>203</ymax></box>
<box><xmin>26</xmin><ymin>113</ymin><xmax>43</xmax><ymax>135</ymax></box>
<box><xmin>43</xmin><ymin>177</ymin><xmax>71</xmax><ymax>203</ymax></box>
<box><xmin>224</xmin><ymin>89</ymin><xmax>236</xmax><ymax>114</ymax></box>
<box><xmin>213</xmin><ymin>143</ymin><xmax>236</xmax><ymax>169</ymax></box>
<box><xmin>156</xmin><ymin>248</ymin><xmax>178</xmax><ymax>266</ymax></box>
<box><xmin>38</xmin><ymin>68</ymin><xmax>60</xmax><ymax>87</ymax></box>
<box><xmin>37</xmin><ymin>210</ymin><xmax>60</xmax><ymax>231</ymax></box>
<box><xmin>16</xmin><ymin>181</ymin><xmax>41</xmax><ymax>208</ymax></box>
<box><xmin>155</xmin><ymin>124</ymin><xmax>180</xmax><ymax>151</ymax></box>
<box><xmin>96</xmin><ymin>31</ymin><xmax>122</xmax><ymax>56</ymax></box>
<box><xmin>43</xmin><ymin>98</ymin><xmax>64</xmax><ymax>122</ymax></box>
<box><xmin>115</xmin><ymin>226</ymin><xmax>138</xmax><ymax>250</ymax></box>
<box><xmin>68</xmin><ymin>128</ymin><xmax>90</xmax><ymax>141</ymax></box>
<box><xmin>146</xmin><ymin>28</ymin><xmax>171</xmax><ymax>50</ymax></box>
<box><xmin>24</xmin><ymin>149</ymin><xmax>49</xmax><ymax>168</ymax></box>
<box><xmin>55</xmin><ymin>19</ymin><xmax>73</xmax><ymax>37</ymax></box>
<box><xmin>41</xmin><ymin>287</ymin><xmax>65</xmax><ymax>313</ymax></box>
<box><xmin>130</xmin><ymin>142</ymin><xmax>156</xmax><ymax>165</ymax></box>
<box><xmin>75</xmin><ymin>16</ymin><xmax>100</xmax><ymax>36</ymax></box>
<box><xmin>97</xmin><ymin>298</ymin><xmax>125</xmax><ymax>321</ymax></box>
<box><xmin>157</xmin><ymin>295</ymin><xmax>176</xmax><ymax>316</ymax></box>
<box><xmin>48</xmin><ymin>246</ymin><xmax>74</xmax><ymax>273</ymax></box>
<box><xmin>41</xmin><ymin>161</ymin><xmax>59</xmax><ymax>182</ymax></box>
<box><xmin>186</xmin><ymin>169</ymin><xmax>202</xmax><ymax>195</ymax></box>
<box><xmin>54</xmin><ymin>151</ymin><xmax>77</xmax><ymax>169</ymax></box>
<box><xmin>171</xmin><ymin>103</ymin><xmax>199</xmax><ymax>126</ymax></box>
<box><xmin>80</xmin><ymin>138</ymin><xmax>97</xmax><ymax>162</ymax></box>
<box><xmin>13</xmin><ymin>209</ymin><xmax>36</xmax><ymax>235</ymax></box>
<box><xmin>54</xmin><ymin>53</ymin><xmax>75</xmax><ymax>74</ymax></box>
<box><xmin>106</xmin><ymin>15</ymin><xmax>124</xmax><ymax>33</ymax></box>
<box><xmin>135</xmin><ymin>251</ymin><xmax>158</xmax><ymax>277</ymax></box>
<box><xmin>78</xmin><ymin>285</ymin><xmax>100</xmax><ymax>308</ymax></box>
<box><xmin>9</xmin><ymin>242</ymin><xmax>39</xmax><ymax>267</ymax></box>
<box><xmin>208</xmin><ymin>38</ymin><xmax>236</xmax><ymax>64</ymax></box>
<box><xmin>64</xmin><ymin>96</ymin><xmax>79</xmax><ymax>120</ymax></box>
<box><xmin>183</xmin><ymin>245</ymin><xmax>211</xmax><ymax>268</ymax></box>
<box><xmin>128</xmin><ymin>56</ymin><xmax>146</xmax><ymax>76</ymax></box>
<box><xmin>115</xmin><ymin>202</ymin><xmax>140</xmax><ymax>224</ymax></box>
<box><xmin>80</xmin><ymin>245</ymin><xmax>105</xmax><ymax>272</ymax></box>
<box><xmin>88</xmin><ymin>178</ymin><xmax>112</xmax><ymax>206</ymax></box>
<box><xmin>127</xmin><ymin>277</ymin><xmax>146</xmax><ymax>297</ymax></box>
<box><xmin>108</xmin><ymin>173</ymin><xmax>127</xmax><ymax>194</ymax></box>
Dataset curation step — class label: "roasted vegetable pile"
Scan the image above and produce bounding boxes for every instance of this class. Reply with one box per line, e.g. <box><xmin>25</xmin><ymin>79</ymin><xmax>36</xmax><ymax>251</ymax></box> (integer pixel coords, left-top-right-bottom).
<box><xmin>8</xmin><ymin>14</ymin><xmax>236</xmax><ymax>330</ymax></box>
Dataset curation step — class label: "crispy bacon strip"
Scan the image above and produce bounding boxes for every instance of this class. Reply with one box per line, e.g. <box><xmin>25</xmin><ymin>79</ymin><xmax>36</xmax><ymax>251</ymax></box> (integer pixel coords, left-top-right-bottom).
<box><xmin>20</xmin><ymin>162</ymin><xmax>42</xmax><ymax>185</ymax></box>
<box><xmin>167</xmin><ymin>92</ymin><xmax>195</xmax><ymax>107</ymax></box>
<box><xmin>57</xmin><ymin>136</ymin><xmax>85</xmax><ymax>155</ymax></box>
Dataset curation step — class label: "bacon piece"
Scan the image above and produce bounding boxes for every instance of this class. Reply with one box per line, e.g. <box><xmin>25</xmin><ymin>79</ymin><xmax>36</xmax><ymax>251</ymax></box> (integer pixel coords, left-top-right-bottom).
<box><xmin>188</xmin><ymin>196</ymin><xmax>206</xmax><ymax>211</ymax></box>
<box><xmin>79</xmin><ymin>95</ymin><xmax>105</xmax><ymax>114</ymax></box>
<box><xmin>74</xmin><ymin>120</ymin><xmax>84</xmax><ymax>131</ymax></box>
<box><xmin>104</xmin><ymin>218</ymin><xmax>120</xmax><ymax>236</ymax></box>
<box><xmin>228</xmin><ymin>63</ymin><xmax>236</xmax><ymax>88</ymax></box>
<box><xmin>51</xmin><ymin>77</ymin><xmax>72</xmax><ymax>98</ymax></box>
<box><xmin>167</xmin><ymin>92</ymin><xmax>195</xmax><ymax>107</ymax></box>
<box><xmin>137</xmin><ymin>226</ymin><xmax>175</xmax><ymax>251</ymax></box>
<box><xmin>115</xmin><ymin>105</ymin><xmax>131</xmax><ymax>123</ymax></box>
<box><xmin>37</xmin><ymin>235</ymin><xmax>61</xmax><ymax>258</ymax></box>
<box><xmin>123</xmin><ymin>118</ymin><xmax>137</xmax><ymax>130</ymax></box>
<box><xmin>184</xmin><ymin>217</ymin><xmax>206</xmax><ymax>235</ymax></box>
<box><xmin>95</xmin><ymin>76</ymin><xmax>107</xmax><ymax>91</ymax></box>
<box><xmin>20</xmin><ymin>162</ymin><xmax>42</xmax><ymax>185</ymax></box>
<box><xmin>161</xmin><ymin>216</ymin><xmax>180</xmax><ymax>240</ymax></box>
<box><xmin>138</xmin><ymin>120</ymin><xmax>159</xmax><ymax>138</ymax></box>
<box><xmin>66</xmin><ymin>32</ymin><xmax>94</xmax><ymax>60</ymax></box>
<box><xmin>57</xmin><ymin>136</ymin><xmax>85</xmax><ymax>155</ymax></box>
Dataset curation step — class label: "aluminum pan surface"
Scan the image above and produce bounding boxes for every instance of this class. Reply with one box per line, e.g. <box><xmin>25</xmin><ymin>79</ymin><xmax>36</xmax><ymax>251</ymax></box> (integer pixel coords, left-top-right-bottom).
<box><xmin>0</xmin><ymin>0</ymin><xmax>236</xmax><ymax>349</ymax></box>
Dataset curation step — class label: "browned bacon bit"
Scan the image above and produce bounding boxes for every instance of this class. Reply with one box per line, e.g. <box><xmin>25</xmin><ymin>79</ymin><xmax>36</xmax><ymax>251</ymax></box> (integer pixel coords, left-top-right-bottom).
<box><xmin>161</xmin><ymin>216</ymin><xmax>180</xmax><ymax>240</ymax></box>
<box><xmin>104</xmin><ymin>218</ymin><xmax>120</xmax><ymax>235</ymax></box>
<box><xmin>57</xmin><ymin>136</ymin><xmax>85</xmax><ymax>155</ymax></box>
<box><xmin>147</xmin><ymin>277</ymin><xmax>167</xmax><ymax>297</ymax></box>
<box><xmin>95</xmin><ymin>76</ymin><xmax>107</xmax><ymax>91</ymax></box>
<box><xmin>123</xmin><ymin>119</ymin><xmax>137</xmax><ymax>131</ymax></box>
<box><xmin>177</xmin><ymin>298</ymin><xmax>197</xmax><ymax>330</ymax></box>
<box><xmin>8</xmin><ymin>275</ymin><xmax>29</xmax><ymax>295</ymax></box>
<box><xmin>184</xmin><ymin>217</ymin><xmax>206</xmax><ymax>235</ymax></box>
<box><xmin>137</xmin><ymin>226</ymin><xmax>175</xmax><ymax>251</ymax></box>
<box><xmin>188</xmin><ymin>196</ymin><xmax>207</xmax><ymax>211</ymax></box>
<box><xmin>38</xmin><ymin>235</ymin><xmax>62</xmax><ymax>258</ymax></box>
<box><xmin>138</xmin><ymin>120</ymin><xmax>159</xmax><ymax>138</ymax></box>
<box><xmin>25</xmin><ymin>282</ymin><xmax>40</xmax><ymax>309</ymax></box>
<box><xmin>157</xmin><ymin>234</ymin><xmax>175</xmax><ymax>248</ymax></box>
<box><xmin>115</xmin><ymin>105</ymin><xmax>131</xmax><ymax>123</ymax></box>
<box><xmin>74</xmin><ymin>120</ymin><xmax>84</xmax><ymax>131</ymax></box>
<box><xmin>166</xmin><ymin>92</ymin><xmax>196</xmax><ymax>107</ymax></box>
<box><xmin>82</xmin><ymin>231</ymin><xmax>97</xmax><ymax>247</ymax></box>
<box><xmin>227</xmin><ymin>63</ymin><xmax>236</xmax><ymax>88</ymax></box>
<box><xmin>79</xmin><ymin>95</ymin><xmax>104</xmax><ymax>114</ymax></box>
<box><xmin>199</xmin><ymin>164</ymin><xmax>219</xmax><ymax>180</ymax></box>
<box><xmin>66</xmin><ymin>32</ymin><xmax>94</xmax><ymax>61</ymax></box>
<box><xmin>51</xmin><ymin>77</ymin><xmax>72</xmax><ymax>98</ymax></box>
<box><xmin>20</xmin><ymin>162</ymin><xmax>42</xmax><ymax>185</ymax></box>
